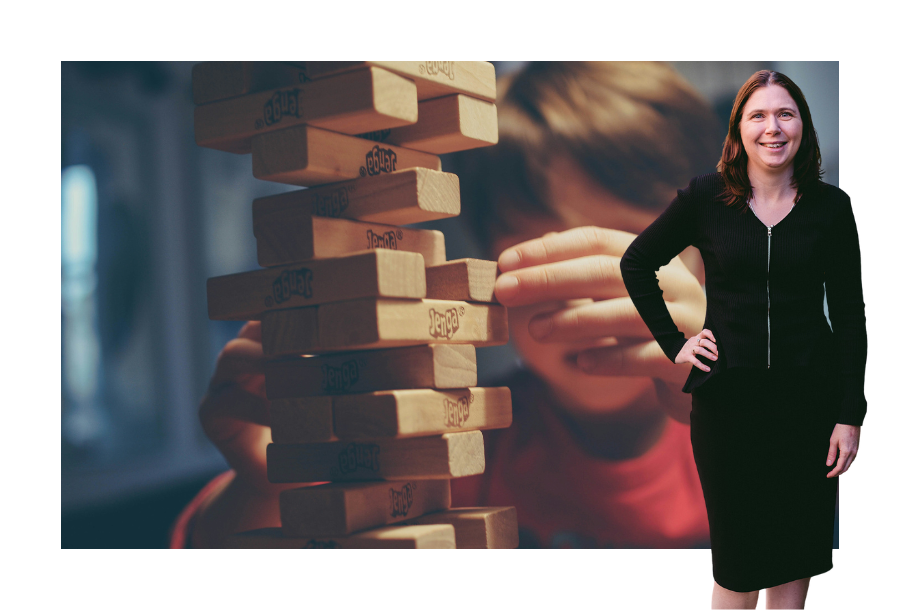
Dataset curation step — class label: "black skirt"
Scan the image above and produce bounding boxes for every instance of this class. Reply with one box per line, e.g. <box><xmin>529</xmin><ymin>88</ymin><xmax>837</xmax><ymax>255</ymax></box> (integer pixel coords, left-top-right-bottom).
<box><xmin>689</xmin><ymin>363</ymin><xmax>840</xmax><ymax>592</ymax></box>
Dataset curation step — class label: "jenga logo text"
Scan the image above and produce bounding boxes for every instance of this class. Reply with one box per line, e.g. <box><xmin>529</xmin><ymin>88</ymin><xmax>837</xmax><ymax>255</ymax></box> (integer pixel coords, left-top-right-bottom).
<box><xmin>312</xmin><ymin>187</ymin><xmax>350</xmax><ymax>218</ymax></box>
<box><xmin>303</xmin><ymin>539</ymin><xmax>341</xmax><ymax>549</ymax></box>
<box><xmin>263</xmin><ymin>89</ymin><xmax>303</xmax><ymax>126</ymax></box>
<box><xmin>338</xmin><ymin>443</ymin><xmax>380</xmax><ymax>474</ymax></box>
<box><xmin>443</xmin><ymin>395</ymin><xmax>471</xmax><ymax>428</ymax></box>
<box><xmin>428</xmin><ymin>307</ymin><xmax>461</xmax><ymax>339</ymax></box>
<box><xmin>389</xmin><ymin>483</ymin><xmax>414</xmax><ymax>517</ymax></box>
<box><xmin>271</xmin><ymin>268</ymin><xmax>313</xmax><ymax>305</ymax></box>
<box><xmin>420</xmin><ymin>61</ymin><xmax>455</xmax><ymax>80</ymax></box>
<box><xmin>362</xmin><ymin>145</ymin><xmax>397</xmax><ymax>177</ymax></box>
<box><xmin>366</xmin><ymin>229</ymin><xmax>400</xmax><ymax>250</ymax></box>
<box><xmin>321</xmin><ymin>360</ymin><xmax>360</xmax><ymax>393</ymax></box>
<box><xmin>359</xmin><ymin>128</ymin><xmax>392</xmax><ymax>142</ymax></box>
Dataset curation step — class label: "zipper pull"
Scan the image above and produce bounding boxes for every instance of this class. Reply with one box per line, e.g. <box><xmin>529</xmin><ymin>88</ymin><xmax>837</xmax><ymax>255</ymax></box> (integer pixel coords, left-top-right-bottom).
<box><xmin>767</xmin><ymin>226</ymin><xmax>772</xmax><ymax>237</ymax></box>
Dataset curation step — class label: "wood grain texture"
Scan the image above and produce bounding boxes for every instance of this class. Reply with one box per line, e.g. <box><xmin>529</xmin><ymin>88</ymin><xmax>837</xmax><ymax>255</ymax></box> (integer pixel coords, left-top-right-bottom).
<box><xmin>225</xmin><ymin>524</ymin><xmax>456</xmax><ymax>549</ymax></box>
<box><xmin>333</xmin><ymin>387</ymin><xmax>512</xmax><ymax>440</ymax></box>
<box><xmin>267</xmin><ymin>431</ymin><xmax>485</xmax><ymax>483</ymax></box>
<box><xmin>260</xmin><ymin>298</ymin><xmax>509</xmax><ymax>356</ymax></box>
<box><xmin>206</xmin><ymin>249</ymin><xmax>425</xmax><ymax>321</ymax></box>
<box><xmin>195</xmin><ymin>67</ymin><xmax>418</xmax><ymax>153</ymax></box>
<box><xmin>360</xmin><ymin>95</ymin><xmax>498</xmax><ymax>154</ymax></box>
<box><xmin>256</xmin><ymin>214</ymin><xmax>446</xmax><ymax>268</ymax></box>
<box><xmin>253</xmin><ymin>168</ymin><xmax>459</xmax><ymax>229</ymax></box>
<box><xmin>192</xmin><ymin>62</ymin><xmax>309</xmax><ymax>106</ymax></box>
<box><xmin>305</xmin><ymin>62</ymin><xmax>496</xmax><ymax>102</ymax></box>
<box><xmin>264</xmin><ymin>344</ymin><xmax>477</xmax><ymax>399</ymax></box>
<box><xmin>426</xmin><ymin>259</ymin><xmax>499</xmax><ymax>302</ymax></box>
<box><xmin>252</xmin><ymin>124</ymin><xmax>441</xmax><ymax>186</ymax></box>
<box><xmin>402</xmin><ymin>507</ymin><xmax>518</xmax><ymax>548</ymax></box>
<box><xmin>279</xmin><ymin>479</ymin><xmax>451</xmax><ymax>537</ymax></box>
<box><xmin>270</xmin><ymin>396</ymin><xmax>337</xmax><ymax>443</ymax></box>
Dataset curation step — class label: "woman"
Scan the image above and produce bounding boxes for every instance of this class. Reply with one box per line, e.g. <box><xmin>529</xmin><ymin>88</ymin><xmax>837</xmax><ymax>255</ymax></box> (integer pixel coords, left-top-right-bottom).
<box><xmin>619</xmin><ymin>70</ymin><xmax>866</xmax><ymax>608</ymax></box>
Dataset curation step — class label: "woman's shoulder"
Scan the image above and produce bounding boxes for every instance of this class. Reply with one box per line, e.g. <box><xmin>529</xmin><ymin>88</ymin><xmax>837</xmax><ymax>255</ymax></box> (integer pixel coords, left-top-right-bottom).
<box><xmin>678</xmin><ymin>172</ymin><xmax>726</xmax><ymax>203</ymax></box>
<box><xmin>810</xmin><ymin>180</ymin><xmax>851</xmax><ymax>203</ymax></box>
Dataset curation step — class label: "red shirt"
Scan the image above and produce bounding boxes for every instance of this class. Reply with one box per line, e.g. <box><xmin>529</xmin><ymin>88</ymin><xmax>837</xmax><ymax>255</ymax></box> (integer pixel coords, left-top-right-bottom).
<box><xmin>451</xmin><ymin>369</ymin><xmax>710</xmax><ymax>549</ymax></box>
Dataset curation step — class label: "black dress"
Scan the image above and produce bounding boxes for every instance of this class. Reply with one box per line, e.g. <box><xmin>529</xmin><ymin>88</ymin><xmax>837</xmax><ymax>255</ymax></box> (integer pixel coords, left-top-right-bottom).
<box><xmin>620</xmin><ymin>174</ymin><xmax>866</xmax><ymax>592</ymax></box>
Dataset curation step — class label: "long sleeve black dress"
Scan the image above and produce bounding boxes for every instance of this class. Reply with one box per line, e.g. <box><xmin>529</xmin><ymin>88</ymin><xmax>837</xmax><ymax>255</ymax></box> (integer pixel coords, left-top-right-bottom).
<box><xmin>619</xmin><ymin>172</ymin><xmax>867</xmax><ymax>591</ymax></box>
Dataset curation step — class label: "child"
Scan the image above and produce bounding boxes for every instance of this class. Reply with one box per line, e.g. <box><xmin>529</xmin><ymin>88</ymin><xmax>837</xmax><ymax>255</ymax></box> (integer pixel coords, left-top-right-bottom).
<box><xmin>174</xmin><ymin>61</ymin><xmax>721</xmax><ymax>548</ymax></box>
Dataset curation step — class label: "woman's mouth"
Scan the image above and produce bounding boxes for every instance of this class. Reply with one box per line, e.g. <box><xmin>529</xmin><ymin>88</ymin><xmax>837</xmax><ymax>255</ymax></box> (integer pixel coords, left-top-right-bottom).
<box><xmin>761</xmin><ymin>142</ymin><xmax>786</xmax><ymax>149</ymax></box>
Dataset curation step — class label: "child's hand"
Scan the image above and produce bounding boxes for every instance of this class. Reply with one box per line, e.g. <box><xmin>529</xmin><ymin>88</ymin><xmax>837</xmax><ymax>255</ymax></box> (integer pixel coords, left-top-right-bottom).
<box><xmin>192</xmin><ymin>321</ymin><xmax>309</xmax><ymax>547</ymax></box>
<box><xmin>494</xmin><ymin>226</ymin><xmax>705</xmax><ymax>389</ymax></box>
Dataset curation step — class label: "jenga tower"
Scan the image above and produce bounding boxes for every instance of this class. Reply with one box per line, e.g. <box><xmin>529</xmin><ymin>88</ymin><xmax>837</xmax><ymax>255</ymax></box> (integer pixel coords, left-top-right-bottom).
<box><xmin>195</xmin><ymin>61</ymin><xmax>518</xmax><ymax>549</ymax></box>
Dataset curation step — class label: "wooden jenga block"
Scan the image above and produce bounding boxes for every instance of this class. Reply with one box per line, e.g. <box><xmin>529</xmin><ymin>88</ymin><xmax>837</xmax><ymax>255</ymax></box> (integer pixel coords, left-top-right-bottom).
<box><xmin>333</xmin><ymin>387</ymin><xmax>513</xmax><ymax>440</ymax></box>
<box><xmin>192</xmin><ymin>61</ymin><xmax>309</xmax><ymax>106</ymax></box>
<box><xmin>226</xmin><ymin>524</ymin><xmax>456</xmax><ymax>549</ymax></box>
<box><xmin>280</xmin><ymin>479</ymin><xmax>451</xmax><ymax>537</ymax></box>
<box><xmin>267</xmin><ymin>430</ymin><xmax>485</xmax><ymax>483</ymax></box>
<box><xmin>426</xmin><ymin>259</ymin><xmax>499</xmax><ymax>302</ymax></box>
<box><xmin>252</xmin><ymin>168</ymin><xmax>460</xmax><ymax>228</ymax></box>
<box><xmin>195</xmin><ymin>67</ymin><xmax>418</xmax><ymax>153</ymax></box>
<box><xmin>206</xmin><ymin>250</ymin><xmax>425</xmax><ymax>321</ymax></box>
<box><xmin>252</xmin><ymin>124</ymin><xmax>441</xmax><ymax>186</ymax></box>
<box><xmin>270</xmin><ymin>396</ymin><xmax>337</xmax><ymax>443</ymax></box>
<box><xmin>260</xmin><ymin>298</ymin><xmax>508</xmax><ymax>355</ymax></box>
<box><xmin>255</xmin><ymin>214</ymin><xmax>446</xmax><ymax>268</ymax></box>
<box><xmin>264</xmin><ymin>344</ymin><xmax>477</xmax><ymax>399</ymax></box>
<box><xmin>360</xmin><ymin>95</ymin><xmax>498</xmax><ymax>154</ymax></box>
<box><xmin>402</xmin><ymin>507</ymin><xmax>519</xmax><ymax>549</ymax></box>
<box><xmin>305</xmin><ymin>62</ymin><xmax>496</xmax><ymax>102</ymax></box>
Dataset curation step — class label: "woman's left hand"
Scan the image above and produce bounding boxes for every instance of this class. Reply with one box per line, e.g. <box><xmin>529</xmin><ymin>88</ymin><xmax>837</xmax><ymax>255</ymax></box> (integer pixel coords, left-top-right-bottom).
<box><xmin>826</xmin><ymin>424</ymin><xmax>860</xmax><ymax>477</ymax></box>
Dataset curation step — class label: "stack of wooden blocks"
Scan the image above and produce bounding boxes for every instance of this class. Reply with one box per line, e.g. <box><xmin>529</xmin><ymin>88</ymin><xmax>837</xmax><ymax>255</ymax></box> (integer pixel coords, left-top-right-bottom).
<box><xmin>195</xmin><ymin>61</ymin><xmax>519</xmax><ymax>549</ymax></box>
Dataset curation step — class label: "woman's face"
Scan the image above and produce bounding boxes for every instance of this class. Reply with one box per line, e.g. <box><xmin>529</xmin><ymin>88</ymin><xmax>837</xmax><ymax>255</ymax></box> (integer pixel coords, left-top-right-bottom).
<box><xmin>739</xmin><ymin>85</ymin><xmax>803</xmax><ymax>176</ymax></box>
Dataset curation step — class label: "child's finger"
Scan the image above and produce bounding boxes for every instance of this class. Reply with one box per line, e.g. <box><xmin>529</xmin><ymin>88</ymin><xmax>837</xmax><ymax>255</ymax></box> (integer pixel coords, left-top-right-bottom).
<box><xmin>576</xmin><ymin>341</ymin><xmax>678</xmax><ymax>380</ymax></box>
<box><xmin>528</xmin><ymin>297</ymin><xmax>686</xmax><ymax>343</ymax></box>
<box><xmin>209</xmin><ymin>338</ymin><xmax>266</xmax><ymax>392</ymax></box>
<box><xmin>494</xmin><ymin>255</ymin><xmax>625</xmax><ymax>307</ymax></box>
<box><xmin>497</xmin><ymin>226</ymin><xmax>635</xmax><ymax>272</ymax></box>
<box><xmin>237</xmin><ymin>320</ymin><xmax>262</xmax><ymax>342</ymax></box>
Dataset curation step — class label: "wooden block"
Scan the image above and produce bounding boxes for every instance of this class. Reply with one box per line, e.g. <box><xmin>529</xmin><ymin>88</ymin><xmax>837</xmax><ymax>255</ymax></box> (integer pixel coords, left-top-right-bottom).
<box><xmin>256</xmin><ymin>214</ymin><xmax>446</xmax><ymax>268</ymax></box>
<box><xmin>267</xmin><ymin>430</ymin><xmax>485</xmax><ymax>483</ymax></box>
<box><xmin>195</xmin><ymin>67</ymin><xmax>418</xmax><ymax>153</ymax></box>
<box><xmin>192</xmin><ymin>62</ymin><xmax>309</xmax><ymax>106</ymax></box>
<box><xmin>306</xmin><ymin>62</ymin><xmax>496</xmax><ymax>102</ymax></box>
<box><xmin>426</xmin><ymin>259</ymin><xmax>499</xmax><ymax>302</ymax></box>
<box><xmin>264</xmin><ymin>344</ymin><xmax>477</xmax><ymax>399</ymax></box>
<box><xmin>403</xmin><ymin>507</ymin><xmax>519</xmax><ymax>549</ymax></box>
<box><xmin>334</xmin><ymin>387</ymin><xmax>513</xmax><ymax>440</ymax></box>
<box><xmin>360</xmin><ymin>95</ymin><xmax>499</xmax><ymax>154</ymax></box>
<box><xmin>226</xmin><ymin>524</ymin><xmax>456</xmax><ymax>549</ymax></box>
<box><xmin>252</xmin><ymin>124</ymin><xmax>441</xmax><ymax>187</ymax></box>
<box><xmin>280</xmin><ymin>479</ymin><xmax>451</xmax><ymax>537</ymax></box>
<box><xmin>252</xmin><ymin>168</ymin><xmax>460</xmax><ymax>228</ymax></box>
<box><xmin>206</xmin><ymin>249</ymin><xmax>425</xmax><ymax>321</ymax></box>
<box><xmin>260</xmin><ymin>298</ymin><xmax>509</xmax><ymax>356</ymax></box>
<box><xmin>270</xmin><ymin>396</ymin><xmax>337</xmax><ymax>443</ymax></box>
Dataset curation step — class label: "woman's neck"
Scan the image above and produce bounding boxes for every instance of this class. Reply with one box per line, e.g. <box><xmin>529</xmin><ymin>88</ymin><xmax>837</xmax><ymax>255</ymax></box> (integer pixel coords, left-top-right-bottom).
<box><xmin>747</xmin><ymin>164</ymin><xmax>796</xmax><ymax>206</ymax></box>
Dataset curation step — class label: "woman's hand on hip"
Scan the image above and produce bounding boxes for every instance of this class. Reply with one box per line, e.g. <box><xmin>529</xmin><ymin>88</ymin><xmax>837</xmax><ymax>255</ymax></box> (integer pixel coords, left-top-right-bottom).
<box><xmin>675</xmin><ymin>329</ymin><xmax>719</xmax><ymax>372</ymax></box>
<box><xmin>826</xmin><ymin>424</ymin><xmax>860</xmax><ymax>477</ymax></box>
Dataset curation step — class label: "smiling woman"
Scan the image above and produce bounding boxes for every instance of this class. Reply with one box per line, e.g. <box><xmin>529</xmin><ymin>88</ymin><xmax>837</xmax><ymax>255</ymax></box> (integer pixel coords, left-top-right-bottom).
<box><xmin>619</xmin><ymin>69</ymin><xmax>866</xmax><ymax>607</ymax></box>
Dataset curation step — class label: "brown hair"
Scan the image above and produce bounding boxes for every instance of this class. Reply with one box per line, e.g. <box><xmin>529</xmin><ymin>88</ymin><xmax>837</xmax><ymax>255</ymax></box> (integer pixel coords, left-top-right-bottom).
<box><xmin>717</xmin><ymin>70</ymin><xmax>823</xmax><ymax>209</ymax></box>
<box><xmin>450</xmin><ymin>62</ymin><xmax>721</xmax><ymax>247</ymax></box>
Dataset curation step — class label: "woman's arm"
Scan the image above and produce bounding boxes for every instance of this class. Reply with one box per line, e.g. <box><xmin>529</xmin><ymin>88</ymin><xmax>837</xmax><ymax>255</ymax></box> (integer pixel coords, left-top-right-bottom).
<box><xmin>620</xmin><ymin>178</ymin><xmax>700</xmax><ymax>363</ymax></box>
<box><xmin>824</xmin><ymin>193</ymin><xmax>868</xmax><ymax>427</ymax></box>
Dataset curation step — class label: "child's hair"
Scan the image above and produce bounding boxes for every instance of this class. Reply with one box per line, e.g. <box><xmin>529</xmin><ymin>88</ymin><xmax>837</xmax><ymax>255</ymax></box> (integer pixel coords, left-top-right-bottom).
<box><xmin>451</xmin><ymin>61</ymin><xmax>721</xmax><ymax>246</ymax></box>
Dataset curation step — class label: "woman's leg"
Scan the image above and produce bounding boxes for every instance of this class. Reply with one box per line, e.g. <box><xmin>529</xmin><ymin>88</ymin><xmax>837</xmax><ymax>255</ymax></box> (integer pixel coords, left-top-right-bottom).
<box><xmin>712</xmin><ymin>581</ymin><xmax>759</xmax><ymax>608</ymax></box>
<box><xmin>764</xmin><ymin>576</ymin><xmax>811</xmax><ymax>609</ymax></box>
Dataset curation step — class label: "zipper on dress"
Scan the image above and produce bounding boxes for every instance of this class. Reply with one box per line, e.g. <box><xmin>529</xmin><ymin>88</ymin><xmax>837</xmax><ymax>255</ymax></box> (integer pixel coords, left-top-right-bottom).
<box><xmin>766</xmin><ymin>226</ymin><xmax>771</xmax><ymax>369</ymax></box>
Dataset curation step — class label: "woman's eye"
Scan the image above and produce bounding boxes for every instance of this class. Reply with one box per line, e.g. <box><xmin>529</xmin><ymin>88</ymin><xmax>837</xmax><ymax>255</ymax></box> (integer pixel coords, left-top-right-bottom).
<box><xmin>780</xmin><ymin>111</ymin><xmax>793</xmax><ymax>118</ymax></box>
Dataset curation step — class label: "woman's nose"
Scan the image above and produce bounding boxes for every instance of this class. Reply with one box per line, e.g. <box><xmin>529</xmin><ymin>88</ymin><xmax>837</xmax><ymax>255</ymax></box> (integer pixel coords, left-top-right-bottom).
<box><xmin>765</xmin><ymin>115</ymin><xmax>782</xmax><ymax>134</ymax></box>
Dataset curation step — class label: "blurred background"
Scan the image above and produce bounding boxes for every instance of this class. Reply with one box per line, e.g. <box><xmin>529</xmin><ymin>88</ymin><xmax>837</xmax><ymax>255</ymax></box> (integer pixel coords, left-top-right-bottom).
<box><xmin>60</xmin><ymin>61</ymin><xmax>839</xmax><ymax>548</ymax></box>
